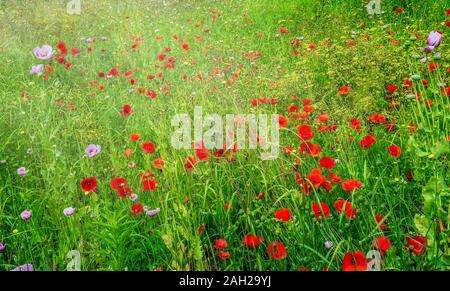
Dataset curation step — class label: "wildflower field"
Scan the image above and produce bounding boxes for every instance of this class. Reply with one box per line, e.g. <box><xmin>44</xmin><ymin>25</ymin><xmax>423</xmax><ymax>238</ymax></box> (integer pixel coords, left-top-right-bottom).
<box><xmin>0</xmin><ymin>0</ymin><xmax>449</xmax><ymax>271</ymax></box>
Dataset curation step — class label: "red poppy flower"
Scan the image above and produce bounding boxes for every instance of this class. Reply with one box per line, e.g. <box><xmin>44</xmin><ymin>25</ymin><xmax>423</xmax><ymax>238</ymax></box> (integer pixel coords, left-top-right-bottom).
<box><xmin>71</xmin><ymin>47</ymin><xmax>80</xmax><ymax>55</ymax></box>
<box><xmin>81</xmin><ymin>177</ymin><xmax>97</xmax><ymax>192</ymax></box>
<box><xmin>350</xmin><ymin>117</ymin><xmax>362</xmax><ymax>132</ymax></box>
<box><xmin>406</xmin><ymin>236</ymin><xmax>427</xmax><ymax>255</ymax></box>
<box><xmin>428</xmin><ymin>62</ymin><xmax>437</xmax><ymax>71</ymax></box>
<box><xmin>57</xmin><ymin>41</ymin><xmax>68</xmax><ymax>55</ymax></box>
<box><xmin>274</xmin><ymin>208</ymin><xmax>292</xmax><ymax>222</ymax></box>
<box><xmin>303</xmin><ymin>105</ymin><xmax>314</xmax><ymax>113</ymax></box>
<box><xmin>256</xmin><ymin>192</ymin><xmax>266</xmax><ymax>199</ymax></box>
<box><xmin>131</xmin><ymin>203</ymin><xmax>143</xmax><ymax>216</ymax></box>
<box><xmin>345</xmin><ymin>206</ymin><xmax>357</xmax><ymax>221</ymax></box>
<box><xmin>342</xmin><ymin>251</ymin><xmax>367</xmax><ymax>271</ymax></box>
<box><xmin>321</xmin><ymin>178</ymin><xmax>332</xmax><ymax>193</ymax></box>
<box><xmin>142</xmin><ymin>178</ymin><xmax>158</xmax><ymax>191</ymax></box>
<box><xmin>408</xmin><ymin>122</ymin><xmax>417</xmax><ymax>133</ymax></box>
<box><xmin>372</xmin><ymin>236</ymin><xmax>391</xmax><ymax>253</ymax></box>
<box><xmin>360</xmin><ymin>134</ymin><xmax>376</xmax><ymax>148</ymax></box>
<box><xmin>218</xmin><ymin>250</ymin><xmax>230</xmax><ymax>260</ymax></box>
<box><xmin>334</xmin><ymin>199</ymin><xmax>346</xmax><ymax>213</ymax></box>
<box><xmin>387</xmin><ymin>144</ymin><xmax>401</xmax><ymax>157</ymax></box>
<box><xmin>367</xmin><ymin>114</ymin><xmax>386</xmax><ymax>123</ymax></box>
<box><xmin>182</xmin><ymin>43</ymin><xmax>189</xmax><ymax>50</ymax></box>
<box><xmin>268</xmin><ymin>241</ymin><xmax>287</xmax><ymax>260</ymax></box>
<box><xmin>307</xmin><ymin>44</ymin><xmax>317</xmax><ymax>50</ymax></box>
<box><xmin>329</xmin><ymin>172</ymin><xmax>343</xmax><ymax>183</ymax></box>
<box><xmin>312</xmin><ymin>202</ymin><xmax>330</xmax><ymax>219</ymax></box>
<box><xmin>307</xmin><ymin>168</ymin><xmax>325</xmax><ymax>188</ymax></box>
<box><xmin>278</xmin><ymin>115</ymin><xmax>289</xmax><ymax>128</ymax></box>
<box><xmin>338</xmin><ymin>86</ymin><xmax>351</xmax><ymax>95</ymax></box>
<box><xmin>109</xmin><ymin>178</ymin><xmax>126</xmax><ymax>192</ymax></box>
<box><xmin>318</xmin><ymin>125</ymin><xmax>333</xmax><ymax>134</ymax></box>
<box><xmin>124</xmin><ymin>70</ymin><xmax>133</xmax><ymax>78</ymax></box>
<box><xmin>141</xmin><ymin>142</ymin><xmax>155</xmax><ymax>154</ymax></box>
<box><xmin>299</xmin><ymin>142</ymin><xmax>322</xmax><ymax>157</ymax></box>
<box><xmin>279</xmin><ymin>27</ymin><xmax>288</xmax><ymax>34</ymax></box>
<box><xmin>401</xmin><ymin>79</ymin><xmax>412</xmax><ymax>87</ymax></box>
<box><xmin>195</xmin><ymin>147</ymin><xmax>211</xmax><ymax>161</ymax></box>
<box><xmin>319</xmin><ymin>157</ymin><xmax>335</xmax><ymax>170</ymax></box>
<box><xmin>386</xmin><ymin>84</ymin><xmax>397</xmax><ymax>93</ymax></box>
<box><xmin>242</xmin><ymin>234</ymin><xmax>264</xmax><ymax>248</ymax></box>
<box><xmin>57</xmin><ymin>55</ymin><xmax>65</xmax><ymax>64</ymax></box>
<box><xmin>117</xmin><ymin>186</ymin><xmax>132</xmax><ymax>198</ymax></box>
<box><xmin>184</xmin><ymin>156</ymin><xmax>197</xmax><ymax>170</ymax></box>
<box><xmin>288</xmin><ymin>104</ymin><xmax>299</xmax><ymax>113</ymax></box>
<box><xmin>153</xmin><ymin>158</ymin><xmax>164</xmax><ymax>170</ymax></box>
<box><xmin>297</xmin><ymin>125</ymin><xmax>314</xmax><ymax>141</ymax></box>
<box><xmin>318</xmin><ymin>113</ymin><xmax>330</xmax><ymax>122</ymax></box>
<box><xmin>121</xmin><ymin>104</ymin><xmax>133</xmax><ymax>116</ymax></box>
<box><xmin>147</xmin><ymin>90</ymin><xmax>157</xmax><ymax>99</ymax></box>
<box><xmin>385</xmin><ymin>120</ymin><xmax>396</xmax><ymax>132</ymax></box>
<box><xmin>283</xmin><ymin>146</ymin><xmax>294</xmax><ymax>156</ymax></box>
<box><xmin>342</xmin><ymin>179</ymin><xmax>362</xmax><ymax>191</ymax></box>
<box><xmin>214</xmin><ymin>239</ymin><xmax>228</xmax><ymax>249</ymax></box>
<box><xmin>296</xmin><ymin>177</ymin><xmax>313</xmax><ymax>195</ymax></box>
<box><xmin>444</xmin><ymin>86</ymin><xmax>450</xmax><ymax>96</ymax></box>
<box><xmin>130</xmin><ymin>133</ymin><xmax>141</xmax><ymax>141</ymax></box>
<box><xmin>197</xmin><ymin>224</ymin><xmax>205</xmax><ymax>235</ymax></box>
<box><xmin>108</xmin><ymin>68</ymin><xmax>119</xmax><ymax>76</ymax></box>
<box><xmin>334</xmin><ymin>199</ymin><xmax>357</xmax><ymax>220</ymax></box>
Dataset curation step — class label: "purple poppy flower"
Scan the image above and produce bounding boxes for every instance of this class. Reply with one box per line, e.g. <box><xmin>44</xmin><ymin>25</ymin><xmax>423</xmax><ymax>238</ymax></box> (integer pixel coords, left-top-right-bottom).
<box><xmin>63</xmin><ymin>207</ymin><xmax>76</xmax><ymax>216</ymax></box>
<box><xmin>419</xmin><ymin>46</ymin><xmax>433</xmax><ymax>53</ymax></box>
<box><xmin>17</xmin><ymin>167</ymin><xmax>27</xmax><ymax>176</ymax></box>
<box><xmin>20</xmin><ymin>210</ymin><xmax>32</xmax><ymax>221</ymax></box>
<box><xmin>146</xmin><ymin>207</ymin><xmax>160</xmax><ymax>217</ymax></box>
<box><xmin>30</xmin><ymin>64</ymin><xmax>44</xmax><ymax>75</ymax></box>
<box><xmin>130</xmin><ymin>193</ymin><xmax>138</xmax><ymax>202</ymax></box>
<box><xmin>11</xmin><ymin>264</ymin><xmax>34</xmax><ymax>271</ymax></box>
<box><xmin>420</xmin><ymin>31</ymin><xmax>443</xmax><ymax>53</ymax></box>
<box><xmin>86</xmin><ymin>38</ymin><xmax>95</xmax><ymax>43</ymax></box>
<box><xmin>427</xmin><ymin>31</ymin><xmax>442</xmax><ymax>48</ymax></box>
<box><xmin>84</xmin><ymin>144</ymin><xmax>101</xmax><ymax>157</ymax></box>
<box><xmin>324</xmin><ymin>241</ymin><xmax>333</xmax><ymax>249</ymax></box>
<box><xmin>33</xmin><ymin>45</ymin><xmax>54</xmax><ymax>60</ymax></box>
<box><xmin>0</xmin><ymin>243</ymin><xmax>5</xmax><ymax>252</ymax></box>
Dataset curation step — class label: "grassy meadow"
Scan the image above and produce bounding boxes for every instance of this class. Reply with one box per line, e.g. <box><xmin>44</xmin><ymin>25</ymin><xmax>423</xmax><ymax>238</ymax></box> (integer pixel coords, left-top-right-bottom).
<box><xmin>0</xmin><ymin>0</ymin><xmax>449</xmax><ymax>271</ymax></box>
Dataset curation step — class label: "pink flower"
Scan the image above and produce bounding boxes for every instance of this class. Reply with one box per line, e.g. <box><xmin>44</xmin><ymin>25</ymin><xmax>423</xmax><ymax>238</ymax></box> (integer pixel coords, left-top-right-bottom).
<box><xmin>21</xmin><ymin>210</ymin><xmax>32</xmax><ymax>221</ymax></box>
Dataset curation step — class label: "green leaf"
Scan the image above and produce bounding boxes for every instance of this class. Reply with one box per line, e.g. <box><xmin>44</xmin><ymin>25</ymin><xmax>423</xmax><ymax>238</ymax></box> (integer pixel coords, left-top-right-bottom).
<box><xmin>414</xmin><ymin>214</ymin><xmax>432</xmax><ymax>237</ymax></box>
<box><xmin>192</xmin><ymin>236</ymin><xmax>205</xmax><ymax>271</ymax></box>
<box><xmin>430</xmin><ymin>142</ymin><xmax>450</xmax><ymax>158</ymax></box>
<box><xmin>422</xmin><ymin>176</ymin><xmax>444</xmax><ymax>215</ymax></box>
